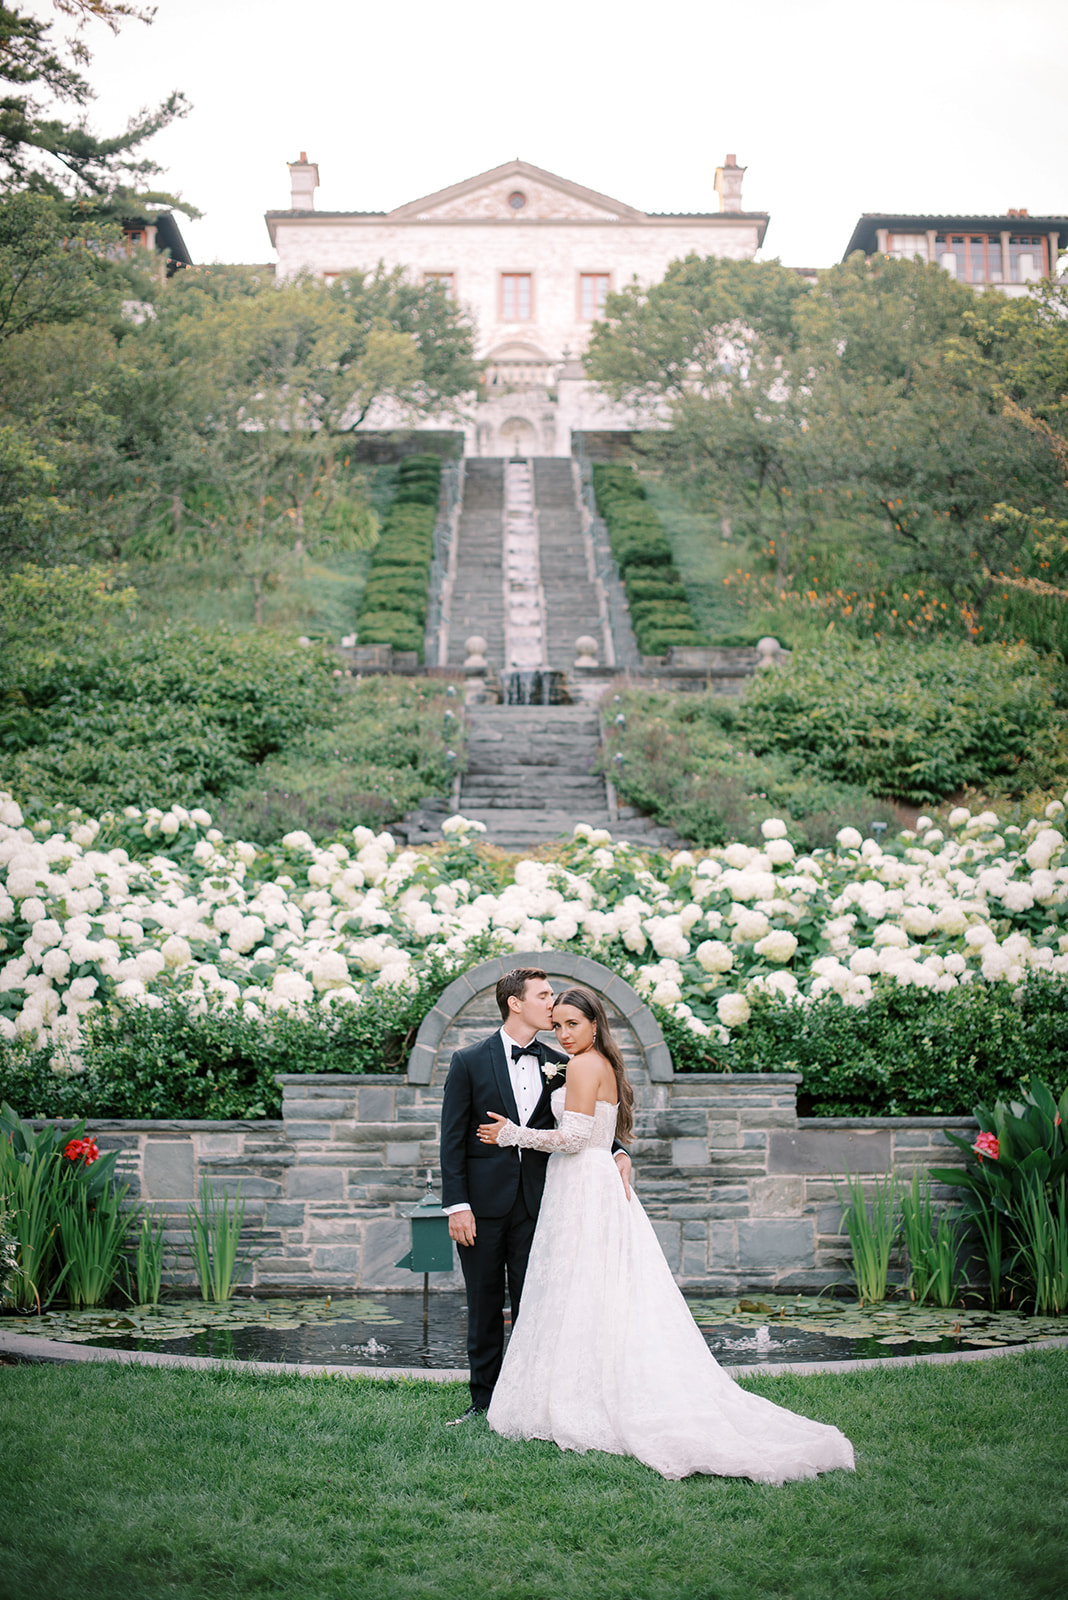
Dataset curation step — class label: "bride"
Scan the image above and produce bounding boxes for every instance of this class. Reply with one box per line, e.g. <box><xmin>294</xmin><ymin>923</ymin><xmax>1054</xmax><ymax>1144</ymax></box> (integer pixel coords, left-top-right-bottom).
<box><xmin>477</xmin><ymin>986</ymin><xmax>855</xmax><ymax>1484</ymax></box>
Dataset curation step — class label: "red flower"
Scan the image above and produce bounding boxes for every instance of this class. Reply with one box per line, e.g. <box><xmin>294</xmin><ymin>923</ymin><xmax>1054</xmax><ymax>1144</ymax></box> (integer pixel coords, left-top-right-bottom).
<box><xmin>973</xmin><ymin>1132</ymin><xmax>999</xmax><ymax>1163</ymax></box>
<box><xmin>64</xmin><ymin>1137</ymin><xmax>100</xmax><ymax>1165</ymax></box>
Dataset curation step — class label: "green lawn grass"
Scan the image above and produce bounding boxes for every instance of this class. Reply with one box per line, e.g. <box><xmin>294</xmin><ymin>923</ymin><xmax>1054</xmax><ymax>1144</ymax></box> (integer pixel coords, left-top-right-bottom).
<box><xmin>1</xmin><ymin>1352</ymin><xmax>1065</xmax><ymax>1600</ymax></box>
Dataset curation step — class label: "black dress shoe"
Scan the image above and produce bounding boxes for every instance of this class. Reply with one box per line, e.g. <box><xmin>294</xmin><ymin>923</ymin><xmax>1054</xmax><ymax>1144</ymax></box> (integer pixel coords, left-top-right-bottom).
<box><xmin>446</xmin><ymin>1404</ymin><xmax>487</xmax><ymax>1426</ymax></box>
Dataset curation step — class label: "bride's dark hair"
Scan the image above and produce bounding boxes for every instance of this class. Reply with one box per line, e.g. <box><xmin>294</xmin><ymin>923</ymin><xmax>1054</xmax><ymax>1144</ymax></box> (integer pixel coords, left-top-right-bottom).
<box><xmin>552</xmin><ymin>986</ymin><xmax>634</xmax><ymax>1144</ymax></box>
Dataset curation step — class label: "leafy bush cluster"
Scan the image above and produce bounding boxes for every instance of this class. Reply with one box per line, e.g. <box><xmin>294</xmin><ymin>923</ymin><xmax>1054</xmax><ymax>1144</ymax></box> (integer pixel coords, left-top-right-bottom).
<box><xmin>4</xmin><ymin>623</ymin><xmax>336</xmax><ymax>812</ymax></box>
<box><xmin>603</xmin><ymin>689</ymin><xmax>895</xmax><ymax>848</ymax></box>
<box><xmin>592</xmin><ymin>464</ymin><xmax>706</xmax><ymax>655</ymax></box>
<box><xmin>213</xmin><ymin>674</ymin><xmax>462</xmax><ymax>843</ymax></box>
<box><xmin>736</xmin><ymin>637</ymin><xmax>1067</xmax><ymax>805</ymax></box>
<box><xmin>356</xmin><ymin>454</ymin><xmax>442</xmax><ymax>658</ymax></box>
<box><xmin>0</xmin><ymin>951</ymin><xmax>483</xmax><ymax>1121</ymax></box>
<box><xmin>656</xmin><ymin>976</ymin><xmax>1068</xmax><ymax>1118</ymax></box>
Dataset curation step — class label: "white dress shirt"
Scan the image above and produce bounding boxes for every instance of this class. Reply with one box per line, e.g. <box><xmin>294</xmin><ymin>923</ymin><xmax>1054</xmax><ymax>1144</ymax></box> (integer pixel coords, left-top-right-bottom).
<box><xmin>502</xmin><ymin>1024</ymin><xmax>543</xmax><ymax>1127</ymax></box>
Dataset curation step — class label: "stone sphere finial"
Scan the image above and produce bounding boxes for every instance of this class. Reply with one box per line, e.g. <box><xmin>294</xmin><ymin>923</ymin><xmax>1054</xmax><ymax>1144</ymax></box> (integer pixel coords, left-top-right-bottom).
<box><xmin>756</xmin><ymin>636</ymin><xmax>783</xmax><ymax>670</ymax></box>
<box><xmin>574</xmin><ymin>635</ymin><xmax>599</xmax><ymax>669</ymax></box>
<box><xmin>464</xmin><ymin>635</ymin><xmax>488</xmax><ymax>673</ymax></box>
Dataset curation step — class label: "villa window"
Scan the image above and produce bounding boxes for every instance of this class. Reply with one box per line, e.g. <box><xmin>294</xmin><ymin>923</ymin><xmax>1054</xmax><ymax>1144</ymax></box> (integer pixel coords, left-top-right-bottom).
<box><xmin>501</xmin><ymin>273</ymin><xmax>533</xmax><ymax>320</ymax></box>
<box><xmin>886</xmin><ymin>234</ymin><xmax>927</xmax><ymax>262</ymax></box>
<box><xmin>936</xmin><ymin>233</ymin><xmax>1048</xmax><ymax>284</ymax></box>
<box><xmin>425</xmin><ymin>271</ymin><xmax>455</xmax><ymax>299</ymax></box>
<box><xmin>579</xmin><ymin>273</ymin><xmax>611</xmax><ymax>320</ymax></box>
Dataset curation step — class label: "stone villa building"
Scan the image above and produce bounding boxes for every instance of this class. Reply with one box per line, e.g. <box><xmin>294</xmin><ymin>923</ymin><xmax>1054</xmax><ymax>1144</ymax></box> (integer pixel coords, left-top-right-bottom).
<box><xmin>265</xmin><ymin>156</ymin><xmax>768</xmax><ymax>457</ymax></box>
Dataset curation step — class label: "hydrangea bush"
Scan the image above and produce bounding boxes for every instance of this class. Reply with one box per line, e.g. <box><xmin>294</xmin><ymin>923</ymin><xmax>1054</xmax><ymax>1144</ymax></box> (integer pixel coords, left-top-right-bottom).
<box><xmin>1</xmin><ymin>790</ymin><xmax>1066</xmax><ymax>1117</ymax></box>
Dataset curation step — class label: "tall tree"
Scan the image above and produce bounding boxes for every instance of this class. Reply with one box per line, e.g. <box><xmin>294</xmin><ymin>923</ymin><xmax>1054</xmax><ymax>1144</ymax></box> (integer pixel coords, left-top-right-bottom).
<box><xmin>0</xmin><ymin>1</ymin><xmax>191</xmax><ymax>216</ymax></box>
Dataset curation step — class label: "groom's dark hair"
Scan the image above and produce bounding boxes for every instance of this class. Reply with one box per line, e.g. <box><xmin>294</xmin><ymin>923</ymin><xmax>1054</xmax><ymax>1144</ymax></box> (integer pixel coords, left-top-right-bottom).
<box><xmin>496</xmin><ymin>967</ymin><xmax>548</xmax><ymax>1021</ymax></box>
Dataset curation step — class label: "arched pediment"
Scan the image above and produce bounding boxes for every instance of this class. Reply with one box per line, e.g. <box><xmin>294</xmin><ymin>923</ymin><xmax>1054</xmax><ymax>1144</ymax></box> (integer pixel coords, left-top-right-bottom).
<box><xmin>485</xmin><ymin>341</ymin><xmax>552</xmax><ymax>364</ymax></box>
<box><xmin>407</xmin><ymin>951</ymin><xmax>673</xmax><ymax>1084</ymax></box>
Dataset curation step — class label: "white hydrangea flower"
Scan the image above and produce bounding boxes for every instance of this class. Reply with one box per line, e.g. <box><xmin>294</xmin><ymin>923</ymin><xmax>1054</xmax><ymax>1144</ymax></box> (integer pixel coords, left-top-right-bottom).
<box><xmin>670</xmin><ymin>850</ymin><xmax>696</xmax><ymax>869</ymax></box>
<box><xmin>901</xmin><ymin>905</ymin><xmax>935</xmax><ymax>937</ymax></box>
<box><xmin>754</xmin><ymin>929</ymin><xmax>798</xmax><ymax>964</ymax></box>
<box><xmin>964</xmin><ymin>924</ymin><xmax>996</xmax><ymax>951</ymax></box>
<box><xmin>161</xmin><ymin>935</ymin><xmax>192</xmax><ymax>970</ymax></box>
<box><xmin>1002</xmin><ymin>881</ymin><xmax>1036</xmax><ymax>913</ymax></box>
<box><xmin>761</xmin><ymin>818</ymin><xmax>788</xmax><ymax>840</ymax></box>
<box><xmin>190</xmin><ymin>808</ymin><xmax>212</xmax><ymax>827</ymax></box>
<box><xmin>836</xmin><ymin>827</ymin><xmax>863</xmax><ymax>850</ymax></box>
<box><xmin>282</xmin><ymin>831</ymin><xmax>315</xmax><ymax>852</ymax></box>
<box><xmin>695</xmin><ymin>939</ymin><xmax>734</xmax><ymax>974</ymax></box>
<box><xmin>849</xmin><ymin>948</ymin><xmax>881</xmax><ymax>976</ymax></box>
<box><xmin>933</xmin><ymin>903</ymin><xmax>968</xmax><ymax>936</ymax></box>
<box><xmin>872</xmin><ymin>922</ymin><xmax>909</xmax><ymax>949</ymax></box>
<box><xmin>41</xmin><ymin>947</ymin><xmax>71</xmax><ymax>980</ymax></box>
<box><xmin>764</xmin><ymin>839</ymin><xmax>795</xmax><ymax>866</ymax></box>
<box><xmin>228</xmin><ymin>916</ymin><xmax>266</xmax><ymax>955</ymax></box>
<box><xmin>729</xmin><ymin>906</ymin><xmax>771</xmax><ymax>943</ymax></box>
<box><xmin>716</xmin><ymin>992</ymin><xmax>751</xmax><ymax>1028</ymax></box>
<box><xmin>723</xmin><ymin>842</ymin><xmax>756</xmax><ymax>870</ymax></box>
<box><xmin>1025</xmin><ymin>829</ymin><xmax>1063</xmax><ymax>872</ymax></box>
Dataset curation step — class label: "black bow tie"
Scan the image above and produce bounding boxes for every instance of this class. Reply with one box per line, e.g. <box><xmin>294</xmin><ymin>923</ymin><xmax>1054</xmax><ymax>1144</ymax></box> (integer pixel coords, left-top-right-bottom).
<box><xmin>510</xmin><ymin>1040</ymin><xmax>545</xmax><ymax>1066</ymax></box>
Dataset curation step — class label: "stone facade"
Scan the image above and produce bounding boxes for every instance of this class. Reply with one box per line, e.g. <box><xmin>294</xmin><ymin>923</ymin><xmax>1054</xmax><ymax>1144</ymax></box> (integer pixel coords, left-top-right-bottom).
<box><xmin>80</xmin><ymin>952</ymin><xmax>976</xmax><ymax>1296</ymax></box>
<box><xmin>265</xmin><ymin>156</ymin><xmax>768</xmax><ymax>457</ymax></box>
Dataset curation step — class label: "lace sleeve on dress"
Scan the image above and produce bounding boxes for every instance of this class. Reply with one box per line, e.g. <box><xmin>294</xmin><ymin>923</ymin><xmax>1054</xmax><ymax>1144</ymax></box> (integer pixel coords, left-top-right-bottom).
<box><xmin>496</xmin><ymin>1109</ymin><xmax>594</xmax><ymax>1155</ymax></box>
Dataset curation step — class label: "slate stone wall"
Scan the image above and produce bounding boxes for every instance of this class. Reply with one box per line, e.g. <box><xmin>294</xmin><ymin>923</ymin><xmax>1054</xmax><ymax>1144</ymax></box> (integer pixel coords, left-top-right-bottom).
<box><xmin>82</xmin><ymin>1081</ymin><xmax>976</xmax><ymax>1296</ymax></box>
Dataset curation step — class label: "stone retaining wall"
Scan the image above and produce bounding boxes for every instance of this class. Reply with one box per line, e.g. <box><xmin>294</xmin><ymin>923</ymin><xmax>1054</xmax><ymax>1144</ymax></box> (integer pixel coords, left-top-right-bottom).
<box><xmin>82</xmin><ymin>1075</ymin><xmax>976</xmax><ymax>1296</ymax></box>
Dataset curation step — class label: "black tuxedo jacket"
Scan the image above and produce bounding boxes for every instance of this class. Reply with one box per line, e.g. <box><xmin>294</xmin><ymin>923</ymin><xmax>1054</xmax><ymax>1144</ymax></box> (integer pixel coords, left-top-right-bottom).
<box><xmin>439</xmin><ymin>1031</ymin><xmax>568</xmax><ymax>1220</ymax></box>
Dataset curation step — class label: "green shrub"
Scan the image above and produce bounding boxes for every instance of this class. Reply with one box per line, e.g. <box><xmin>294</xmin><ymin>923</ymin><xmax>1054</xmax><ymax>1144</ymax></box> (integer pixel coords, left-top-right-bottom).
<box><xmin>4</xmin><ymin>626</ymin><xmax>336</xmax><ymax>811</ymax></box>
<box><xmin>0</xmin><ymin>1040</ymin><xmax>98</xmax><ymax>1120</ymax></box>
<box><xmin>602</xmin><ymin>686</ymin><xmax>893</xmax><ymax>847</ymax></box>
<box><xmin>625</xmin><ymin>575</ymin><xmax>688</xmax><ymax>602</ymax></box>
<box><xmin>711</xmin><ymin>978</ymin><xmax>1068</xmax><ymax>1117</ymax></box>
<box><xmin>615</xmin><ymin>538</ymin><xmax>674</xmax><ymax>571</ymax></box>
<box><xmin>0</xmin><ymin>951</ymin><xmax>491</xmax><ymax>1120</ymax></box>
<box><xmin>737</xmin><ymin>637</ymin><xmax>1065</xmax><ymax>803</ymax></box>
<box><xmin>355</xmin><ymin>610</ymin><xmax>424</xmax><ymax>652</ymax></box>
<box><xmin>393</xmin><ymin>482</ymin><xmax>440</xmax><ymax>507</ymax></box>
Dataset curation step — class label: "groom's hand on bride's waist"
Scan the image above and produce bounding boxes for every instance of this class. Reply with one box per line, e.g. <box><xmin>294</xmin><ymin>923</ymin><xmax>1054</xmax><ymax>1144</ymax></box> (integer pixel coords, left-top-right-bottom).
<box><xmin>448</xmin><ymin>1208</ymin><xmax>477</xmax><ymax>1247</ymax></box>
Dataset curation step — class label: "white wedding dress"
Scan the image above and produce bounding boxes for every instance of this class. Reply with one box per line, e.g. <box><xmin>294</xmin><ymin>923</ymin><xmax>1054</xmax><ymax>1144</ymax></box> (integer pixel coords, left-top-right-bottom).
<box><xmin>487</xmin><ymin>1089</ymin><xmax>855</xmax><ymax>1484</ymax></box>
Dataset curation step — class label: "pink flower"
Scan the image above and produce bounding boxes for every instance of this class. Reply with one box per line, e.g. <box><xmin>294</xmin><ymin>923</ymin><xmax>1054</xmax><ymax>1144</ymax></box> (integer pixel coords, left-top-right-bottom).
<box><xmin>973</xmin><ymin>1132</ymin><xmax>999</xmax><ymax>1163</ymax></box>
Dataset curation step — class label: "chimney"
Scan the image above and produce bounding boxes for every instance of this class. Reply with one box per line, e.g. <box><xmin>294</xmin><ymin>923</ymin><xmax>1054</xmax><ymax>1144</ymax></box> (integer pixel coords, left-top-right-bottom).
<box><xmin>714</xmin><ymin>153</ymin><xmax>746</xmax><ymax>214</ymax></box>
<box><xmin>288</xmin><ymin>152</ymin><xmax>319</xmax><ymax>211</ymax></box>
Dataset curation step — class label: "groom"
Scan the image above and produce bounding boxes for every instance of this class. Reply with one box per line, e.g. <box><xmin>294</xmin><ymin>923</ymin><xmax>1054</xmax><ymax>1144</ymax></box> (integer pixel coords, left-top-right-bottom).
<box><xmin>439</xmin><ymin>966</ymin><xmax>631</xmax><ymax>1422</ymax></box>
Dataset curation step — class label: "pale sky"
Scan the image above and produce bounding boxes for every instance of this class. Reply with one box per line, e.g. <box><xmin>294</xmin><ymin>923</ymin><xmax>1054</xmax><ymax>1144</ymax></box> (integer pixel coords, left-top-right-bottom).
<box><xmin>27</xmin><ymin>0</ymin><xmax>1068</xmax><ymax>268</ymax></box>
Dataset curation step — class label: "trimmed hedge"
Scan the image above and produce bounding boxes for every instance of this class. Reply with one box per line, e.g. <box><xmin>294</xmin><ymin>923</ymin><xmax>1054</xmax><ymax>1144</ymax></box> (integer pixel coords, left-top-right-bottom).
<box><xmin>356</xmin><ymin>456</ymin><xmax>442</xmax><ymax>658</ymax></box>
<box><xmin>592</xmin><ymin>464</ymin><xmax>705</xmax><ymax>655</ymax></box>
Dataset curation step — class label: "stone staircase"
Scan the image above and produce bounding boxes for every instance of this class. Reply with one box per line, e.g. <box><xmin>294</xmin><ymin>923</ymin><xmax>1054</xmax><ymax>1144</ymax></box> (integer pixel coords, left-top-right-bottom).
<box><xmin>457</xmin><ymin>704</ymin><xmax>611</xmax><ymax>849</ymax></box>
<box><xmin>533</xmin><ymin>458</ymin><xmax>604</xmax><ymax>670</ymax></box>
<box><xmin>416</xmin><ymin>457</ymin><xmax>684</xmax><ymax>852</ymax></box>
<box><xmin>446</xmin><ymin>459</ymin><xmax>505</xmax><ymax>669</ymax></box>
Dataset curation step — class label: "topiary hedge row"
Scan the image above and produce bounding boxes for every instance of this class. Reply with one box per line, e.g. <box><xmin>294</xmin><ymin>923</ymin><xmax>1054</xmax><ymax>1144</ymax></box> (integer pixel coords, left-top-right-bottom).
<box><xmin>356</xmin><ymin>454</ymin><xmax>442</xmax><ymax>658</ymax></box>
<box><xmin>592</xmin><ymin>464</ymin><xmax>705</xmax><ymax>656</ymax></box>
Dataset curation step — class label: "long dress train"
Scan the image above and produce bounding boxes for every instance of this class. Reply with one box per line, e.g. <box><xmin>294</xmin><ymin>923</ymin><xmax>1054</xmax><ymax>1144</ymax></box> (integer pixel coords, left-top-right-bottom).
<box><xmin>486</xmin><ymin>1089</ymin><xmax>855</xmax><ymax>1484</ymax></box>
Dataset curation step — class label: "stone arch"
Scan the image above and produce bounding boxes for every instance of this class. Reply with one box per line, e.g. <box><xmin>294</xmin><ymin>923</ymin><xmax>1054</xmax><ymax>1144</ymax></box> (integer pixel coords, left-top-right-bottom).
<box><xmin>407</xmin><ymin>951</ymin><xmax>673</xmax><ymax>1085</ymax></box>
<box><xmin>497</xmin><ymin>415</ymin><xmax>539</xmax><ymax>455</ymax></box>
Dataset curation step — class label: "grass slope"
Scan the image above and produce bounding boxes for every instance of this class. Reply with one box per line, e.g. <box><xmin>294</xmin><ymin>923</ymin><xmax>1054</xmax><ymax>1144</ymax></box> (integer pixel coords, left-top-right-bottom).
<box><xmin>643</xmin><ymin>478</ymin><xmax>761</xmax><ymax>643</ymax></box>
<box><xmin>1</xmin><ymin>1352</ymin><xmax>1065</xmax><ymax>1600</ymax></box>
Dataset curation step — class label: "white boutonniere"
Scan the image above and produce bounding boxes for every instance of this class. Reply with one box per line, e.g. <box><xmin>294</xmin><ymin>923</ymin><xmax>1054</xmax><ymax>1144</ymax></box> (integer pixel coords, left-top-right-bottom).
<box><xmin>542</xmin><ymin>1058</ymin><xmax>565</xmax><ymax>1081</ymax></box>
